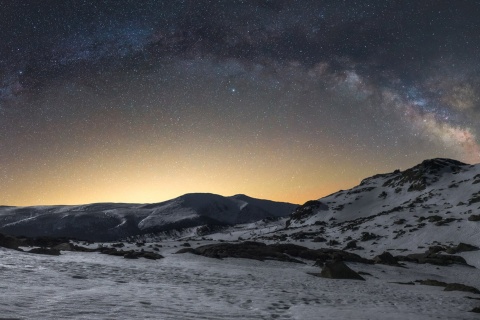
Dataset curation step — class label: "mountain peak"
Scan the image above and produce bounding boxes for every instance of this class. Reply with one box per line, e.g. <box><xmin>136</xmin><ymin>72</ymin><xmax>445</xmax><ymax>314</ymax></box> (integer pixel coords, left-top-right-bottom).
<box><xmin>415</xmin><ymin>158</ymin><xmax>467</xmax><ymax>172</ymax></box>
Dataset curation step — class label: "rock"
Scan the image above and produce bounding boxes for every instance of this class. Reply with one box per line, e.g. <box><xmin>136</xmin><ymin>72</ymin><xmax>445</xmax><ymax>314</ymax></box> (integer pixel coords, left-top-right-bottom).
<box><xmin>0</xmin><ymin>233</ymin><xmax>22</xmax><ymax>250</ymax></box>
<box><xmin>28</xmin><ymin>248</ymin><xmax>61</xmax><ymax>256</ymax></box>
<box><xmin>328</xmin><ymin>239</ymin><xmax>340</xmax><ymax>246</ymax></box>
<box><xmin>360</xmin><ymin>232</ymin><xmax>379</xmax><ymax>241</ymax></box>
<box><xmin>312</xmin><ymin>237</ymin><xmax>327</xmax><ymax>243</ymax></box>
<box><xmin>111</xmin><ymin>242</ymin><xmax>125</xmax><ymax>248</ymax></box>
<box><xmin>444</xmin><ymin>283</ymin><xmax>480</xmax><ymax>294</ymax></box>
<box><xmin>286</xmin><ymin>200</ymin><xmax>328</xmax><ymax>227</ymax></box>
<box><xmin>53</xmin><ymin>243</ymin><xmax>73</xmax><ymax>251</ymax></box>
<box><xmin>140</xmin><ymin>252</ymin><xmax>164</xmax><ymax>260</ymax></box>
<box><xmin>417</xmin><ymin>279</ymin><xmax>448</xmax><ymax>287</ymax></box>
<box><xmin>343</xmin><ymin>240</ymin><xmax>357</xmax><ymax>250</ymax></box>
<box><xmin>191</xmin><ymin>241</ymin><xmax>303</xmax><ymax>263</ymax></box>
<box><xmin>177</xmin><ymin>241</ymin><xmax>373</xmax><ymax>265</ymax></box>
<box><xmin>373</xmin><ymin>252</ymin><xmax>399</xmax><ymax>266</ymax></box>
<box><xmin>427</xmin><ymin>215</ymin><xmax>443</xmax><ymax>223</ymax></box>
<box><xmin>176</xmin><ymin>248</ymin><xmax>196</xmax><ymax>254</ymax></box>
<box><xmin>455</xmin><ymin>243</ymin><xmax>479</xmax><ymax>253</ymax></box>
<box><xmin>124</xmin><ymin>251</ymin><xmax>139</xmax><ymax>259</ymax></box>
<box><xmin>471</xmin><ymin>307</ymin><xmax>480</xmax><ymax>313</ymax></box>
<box><xmin>319</xmin><ymin>261</ymin><xmax>365</xmax><ymax>281</ymax></box>
<box><xmin>182</xmin><ymin>242</ymin><xmax>191</xmax><ymax>247</ymax></box>
<box><xmin>468</xmin><ymin>215</ymin><xmax>480</xmax><ymax>221</ymax></box>
<box><xmin>427</xmin><ymin>246</ymin><xmax>446</xmax><ymax>254</ymax></box>
<box><xmin>399</xmin><ymin>252</ymin><xmax>470</xmax><ymax>266</ymax></box>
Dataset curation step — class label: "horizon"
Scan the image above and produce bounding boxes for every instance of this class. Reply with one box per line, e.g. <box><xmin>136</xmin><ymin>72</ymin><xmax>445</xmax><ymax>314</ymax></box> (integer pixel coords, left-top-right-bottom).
<box><xmin>2</xmin><ymin>2</ymin><xmax>480</xmax><ymax>207</ymax></box>
<box><xmin>1</xmin><ymin>156</ymin><xmax>473</xmax><ymax>207</ymax></box>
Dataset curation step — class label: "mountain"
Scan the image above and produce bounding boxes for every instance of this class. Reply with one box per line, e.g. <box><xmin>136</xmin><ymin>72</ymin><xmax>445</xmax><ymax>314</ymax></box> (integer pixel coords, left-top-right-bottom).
<box><xmin>0</xmin><ymin>193</ymin><xmax>298</xmax><ymax>241</ymax></box>
<box><xmin>195</xmin><ymin>158</ymin><xmax>480</xmax><ymax>267</ymax></box>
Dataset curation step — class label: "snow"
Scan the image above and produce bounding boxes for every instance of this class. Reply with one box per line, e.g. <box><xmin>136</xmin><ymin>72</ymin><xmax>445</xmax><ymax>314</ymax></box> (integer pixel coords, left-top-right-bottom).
<box><xmin>0</xmin><ymin>246</ymin><xmax>479</xmax><ymax>319</ymax></box>
<box><xmin>1</xmin><ymin>158</ymin><xmax>480</xmax><ymax>318</ymax></box>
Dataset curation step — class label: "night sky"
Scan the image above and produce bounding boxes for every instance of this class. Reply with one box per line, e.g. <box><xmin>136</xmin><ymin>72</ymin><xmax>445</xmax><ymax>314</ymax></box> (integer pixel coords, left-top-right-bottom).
<box><xmin>1</xmin><ymin>1</ymin><xmax>480</xmax><ymax>206</ymax></box>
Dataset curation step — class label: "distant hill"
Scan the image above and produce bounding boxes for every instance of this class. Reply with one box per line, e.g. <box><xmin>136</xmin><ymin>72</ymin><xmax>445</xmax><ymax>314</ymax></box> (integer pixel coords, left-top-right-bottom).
<box><xmin>0</xmin><ymin>193</ymin><xmax>298</xmax><ymax>241</ymax></box>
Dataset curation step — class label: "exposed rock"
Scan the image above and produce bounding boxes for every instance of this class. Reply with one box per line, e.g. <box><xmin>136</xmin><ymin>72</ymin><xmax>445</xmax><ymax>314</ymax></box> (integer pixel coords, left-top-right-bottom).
<box><xmin>286</xmin><ymin>200</ymin><xmax>328</xmax><ymax>227</ymax></box>
<box><xmin>328</xmin><ymin>239</ymin><xmax>340</xmax><ymax>246</ymax></box>
<box><xmin>111</xmin><ymin>242</ymin><xmax>125</xmax><ymax>248</ymax></box>
<box><xmin>343</xmin><ymin>240</ymin><xmax>357</xmax><ymax>250</ymax></box>
<box><xmin>417</xmin><ymin>280</ymin><xmax>480</xmax><ymax>294</ymax></box>
<box><xmin>318</xmin><ymin>261</ymin><xmax>365</xmax><ymax>281</ymax></box>
<box><xmin>471</xmin><ymin>307</ymin><xmax>480</xmax><ymax>313</ymax></box>
<box><xmin>468</xmin><ymin>214</ymin><xmax>480</xmax><ymax>221</ymax></box>
<box><xmin>360</xmin><ymin>232</ymin><xmax>379</xmax><ymax>242</ymax></box>
<box><xmin>444</xmin><ymin>283</ymin><xmax>480</xmax><ymax>294</ymax></box>
<box><xmin>312</xmin><ymin>236</ymin><xmax>327</xmax><ymax>243</ymax></box>
<box><xmin>0</xmin><ymin>233</ymin><xmax>23</xmax><ymax>249</ymax></box>
<box><xmin>417</xmin><ymin>279</ymin><xmax>448</xmax><ymax>287</ymax></box>
<box><xmin>28</xmin><ymin>248</ymin><xmax>61</xmax><ymax>256</ymax></box>
<box><xmin>176</xmin><ymin>248</ymin><xmax>196</xmax><ymax>254</ymax></box>
<box><xmin>398</xmin><ymin>252</ymin><xmax>470</xmax><ymax>266</ymax></box>
<box><xmin>373</xmin><ymin>252</ymin><xmax>400</xmax><ymax>266</ymax></box>
<box><xmin>53</xmin><ymin>243</ymin><xmax>73</xmax><ymax>251</ymax></box>
<box><xmin>190</xmin><ymin>241</ymin><xmax>303</xmax><ymax>263</ymax></box>
<box><xmin>456</xmin><ymin>242</ymin><xmax>479</xmax><ymax>252</ymax></box>
<box><xmin>124</xmin><ymin>251</ymin><xmax>139</xmax><ymax>259</ymax></box>
<box><xmin>427</xmin><ymin>245</ymin><xmax>446</xmax><ymax>254</ymax></box>
<box><xmin>177</xmin><ymin>241</ymin><xmax>373</xmax><ymax>265</ymax></box>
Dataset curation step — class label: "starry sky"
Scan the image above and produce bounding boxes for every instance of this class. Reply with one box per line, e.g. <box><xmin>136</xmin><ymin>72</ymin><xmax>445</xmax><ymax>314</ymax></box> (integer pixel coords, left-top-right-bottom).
<box><xmin>1</xmin><ymin>0</ymin><xmax>480</xmax><ymax>206</ymax></box>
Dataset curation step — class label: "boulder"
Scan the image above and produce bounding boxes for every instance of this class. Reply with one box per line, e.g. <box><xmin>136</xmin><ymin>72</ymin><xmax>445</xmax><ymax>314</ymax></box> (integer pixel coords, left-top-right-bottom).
<box><xmin>468</xmin><ymin>215</ymin><xmax>480</xmax><ymax>221</ymax></box>
<box><xmin>343</xmin><ymin>240</ymin><xmax>357</xmax><ymax>250</ymax></box>
<box><xmin>373</xmin><ymin>252</ymin><xmax>399</xmax><ymax>266</ymax></box>
<box><xmin>319</xmin><ymin>261</ymin><xmax>365</xmax><ymax>281</ymax></box>
<box><xmin>455</xmin><ymin>243</ymin><xmax>479</xmax><ymax>253</ymax></box>
<box><xmin>312</xmin><ymin>237</ymin><xmax>327</xmax><ymax>243</ymax></box>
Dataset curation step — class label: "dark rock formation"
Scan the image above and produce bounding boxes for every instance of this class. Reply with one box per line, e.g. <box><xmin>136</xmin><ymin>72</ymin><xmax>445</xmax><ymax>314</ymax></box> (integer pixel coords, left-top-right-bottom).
<box><xmin>286</xmin><ymin>200</ymin><xmax>328</xmax><ymax>227</ymax></box>
<box><xmin>398</xmin><ymin>252</ymin><xmax>470</xmax><ymax>267</ymax></box>
<box><xmin>468</xmin><ymin>214</ymin><xmax>480</xmax><ymax>221</ymax></box>
<box><xmin>28</xmin><ymin>248</ymin><xmax>61</xmax><ymax>256</ymax></box>
<box><xmin>444</xmin><ymin>283</ymin><xmax>480</xmax><ymax>294</ymax></box>
<box><xmin>0</xmin><ymin>233</ymin><xmax>23</xmax><ymax>249</ymax></box>
<box><xmin>318</xmin><ymin>261</ymin><xmax>365</xmax><ymax>281</ymax></box>
<box><xmin>373</xmin><ymin>252</ymin><xmax>400</xmax><ymax>266</ymax></box>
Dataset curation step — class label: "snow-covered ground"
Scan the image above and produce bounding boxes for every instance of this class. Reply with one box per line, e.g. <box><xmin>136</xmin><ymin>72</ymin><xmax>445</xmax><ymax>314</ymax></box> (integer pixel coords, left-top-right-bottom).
<box><xmin>1</xmin><ymin>244</ymin><xmax>479</xmax><ymax>320</ymax></box>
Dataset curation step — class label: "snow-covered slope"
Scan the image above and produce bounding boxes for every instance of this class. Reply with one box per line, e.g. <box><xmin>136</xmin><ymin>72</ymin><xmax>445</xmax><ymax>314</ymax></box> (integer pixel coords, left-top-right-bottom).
<box><xmin>0</xmin><ymin>193</ymin><xmax>297</xmax><ymax>241</ymax></box>
<box><xmin>189</xmin><ymin>159</ymin><xmax>480</xmax><ymax>267</ymax></box>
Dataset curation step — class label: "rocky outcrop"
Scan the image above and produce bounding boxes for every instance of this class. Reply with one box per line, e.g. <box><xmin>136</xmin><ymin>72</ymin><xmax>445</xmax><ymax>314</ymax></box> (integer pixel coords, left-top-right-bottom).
<box><xmin>28</xmin><ymin>248</ymin><xmax>61</xmax><ymax>256</ymax></box>
<box><xmin>286</xmin><ymin>200</ymin><xmax>328</xmax><ymax>227</ymax></box>
<box><xmin>373</xmin><ymin>252</ymin><xmax>400</xmax><ymax>266</ymax></box>
<box><xmin>317</xmin><ymin>261</ymin><xmax>365</xmax><ymax>281</ymax></box>
<box><xmin>176</xmin><ymin>241</ymin><xmax>373</xmax><ymax>265</ymax></box>
<box><xmin>398</xmin><ymin>252</ymin><xmax>471</xmax><ymax>267</ymax></box>
<box><xmin>0</xmin><ymin>233</ymin><xmax>23</xmax><ymax>250</ymax></box>
<box><xmin>417</xmin><ymin>279</ymin><xmax>480</xmax><ymax>294</ymax></box>
<box><xmin>184</xmin><ymin>241</ymin><xmax>303</xmax><ymax>263</ymax></box>
<box><xmin>98</xmin><ymin>247</ymin><xmax>164</xmax><ymax>260</ymax></box>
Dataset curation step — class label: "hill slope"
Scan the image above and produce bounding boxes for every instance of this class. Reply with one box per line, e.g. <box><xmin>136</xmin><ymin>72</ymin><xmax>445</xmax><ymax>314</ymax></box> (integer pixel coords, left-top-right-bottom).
<box><xmin>194</xmin><ymin>158</ymin><xmax>480</xmax><ymax>267</ymax></box>
<box><xmin>0</xmin><ymin>193</ymin><xmax>297</xmax><ymax>241</ymax></box>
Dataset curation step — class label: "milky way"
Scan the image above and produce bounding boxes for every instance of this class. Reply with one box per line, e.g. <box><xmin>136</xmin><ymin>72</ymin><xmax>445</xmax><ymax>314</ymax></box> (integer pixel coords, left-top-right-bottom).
<box><xmin>1</xmin><ymin>1</ymin><xmax>480</xmax><ymax>206</ymax></box>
